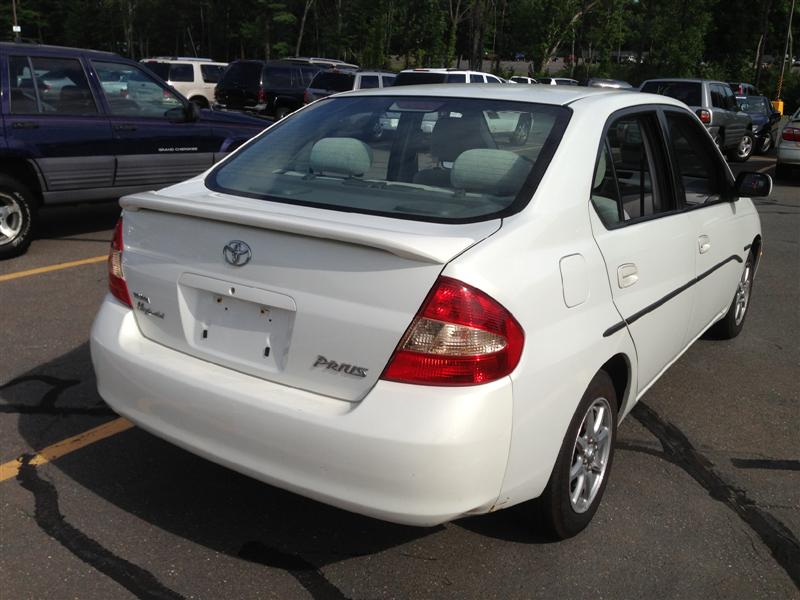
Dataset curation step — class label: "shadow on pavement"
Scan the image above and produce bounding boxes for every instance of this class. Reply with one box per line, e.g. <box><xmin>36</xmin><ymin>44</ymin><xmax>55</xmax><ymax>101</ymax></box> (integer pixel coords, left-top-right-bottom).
<box><xmin>36</xmin><ymin>202</ymin><xmax>121</xmax><ymax>240</ymax></box>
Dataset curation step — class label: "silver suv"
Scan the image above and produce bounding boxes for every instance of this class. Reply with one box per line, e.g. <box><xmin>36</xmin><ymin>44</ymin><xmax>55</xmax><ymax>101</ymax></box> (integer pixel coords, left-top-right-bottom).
<box><xmin>640</xmin><ymin>78</ymin><xmax>754</xmax><ymax>162</ymax></box>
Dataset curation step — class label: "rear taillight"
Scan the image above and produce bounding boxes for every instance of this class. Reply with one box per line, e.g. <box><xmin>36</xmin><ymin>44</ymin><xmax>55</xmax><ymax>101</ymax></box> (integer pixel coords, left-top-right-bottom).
<box><xmin>782</xmin><ymin>127</ymin><xmax>800</xmax><ymax>142</ymax></box>
<box><xmin>381</xmin><ymin>277</ymin><xmax>524</xmax><ymax>386</ymax></box>
<box><xmin>257</xmin><ymin>86</ymin><xmax>267</xmax><ymax>104</ymax></box>
<box><xmin>108</xmin><ymin>219</ymin><xmax>131</xmax><ymax>307</ymax></box>
<box><xmin>697</xmin><ymin>109</ymin><xmax>711</xmax><ymax>124</ymax></box>
<box><xmin>303</xmin><ymin>89</ymin><xmax>312</xmax><ymax>104</ymax></box>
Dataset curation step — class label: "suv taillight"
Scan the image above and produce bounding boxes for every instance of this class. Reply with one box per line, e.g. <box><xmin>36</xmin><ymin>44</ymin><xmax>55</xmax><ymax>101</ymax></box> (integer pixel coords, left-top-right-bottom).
<box><xmin>257</xmin><ymin>86</ymin><xmax>267</xmax><ymax>104</ymax></box>
<box><xmin>108</xmin><ymin>219</ymin><xmax>131</xmax><ymax>307</ymax></box>
<box><xmin>782</xmin><ymin>127</ymin><xmax>800</xmax><ymax>142</ymax></box>
<box><xmin>381</xmin><ymin>277</ymin><xmax>524</xmax><ymax>386</ymax></box>
<box><xmin>697</xmin><ymin>109</ymin><xmax>711</xmax><ymax>124</ymax></box>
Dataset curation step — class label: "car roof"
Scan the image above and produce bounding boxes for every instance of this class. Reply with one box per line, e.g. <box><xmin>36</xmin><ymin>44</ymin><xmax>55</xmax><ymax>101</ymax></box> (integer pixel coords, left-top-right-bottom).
<box><xmin>0</xmin><ymin>41</ymin><xmax>120</xmax><ymax>60</ymax></box>
<box><xmin>641</xmin><ymin>78</ymin><xmax>726</xmax><ymax>85</ymax></box>
<box><xmin>398</xmin><ymin>69</ymin><xmax>494</xmax><ymax>75</ymax></box>
<box><xmin>335</xmin><ymin>83</ymin><xmax>689</xmax><ymax>109</ymax></box>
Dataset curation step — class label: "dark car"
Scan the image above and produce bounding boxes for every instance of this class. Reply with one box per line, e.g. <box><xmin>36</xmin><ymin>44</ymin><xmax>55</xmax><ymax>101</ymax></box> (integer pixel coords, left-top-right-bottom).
<box><xmin>0</xmin><ymin>42</ymin><xmax>269</xmax><ymax>258</ymax></box>
<box><xmin>214</xmin><ymin>59</ymin><xmax>333</xmax><ymax>119</ymax></box>
<box><xmin>736</xmin><ymin>95</ymin><xmax>782</xmax><ymax>153</ymax></box>
<box><xmin>304</xmin><ymin>69</ymin><xmax>395</xmax><ymax>103</ymax></box>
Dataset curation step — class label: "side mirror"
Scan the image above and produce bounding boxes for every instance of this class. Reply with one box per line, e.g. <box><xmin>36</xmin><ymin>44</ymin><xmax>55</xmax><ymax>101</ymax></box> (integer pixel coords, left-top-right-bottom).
<box><xmin>185</xmin><ymin>101</ymin><xmax>201</xmax><ymax>122</ymax></box>
<box><xmin>734</xmin><ymin>171</ymin><xmax>772</xmax><ymax>199</ymax></box>
<box><xmin>165</xmin><ymin>102</ymin><xmax>200</xmax><ymax>123</ymax></box>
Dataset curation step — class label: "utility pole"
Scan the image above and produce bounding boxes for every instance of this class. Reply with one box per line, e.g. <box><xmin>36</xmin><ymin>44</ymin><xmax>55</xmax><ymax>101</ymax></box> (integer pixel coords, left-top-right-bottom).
<box><xmin>776</xmin><ymin>0</ymin><xmax>796</xmax><ymax>106</ymax></box>
<box><xmin>11</xmin><ymin>0</ymin><xmax>22</xmax><ymax>42</ymax></box>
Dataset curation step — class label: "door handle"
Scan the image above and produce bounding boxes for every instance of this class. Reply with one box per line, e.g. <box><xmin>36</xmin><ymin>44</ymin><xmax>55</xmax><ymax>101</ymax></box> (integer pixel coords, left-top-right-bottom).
<box><xmin>617</xmin><ymin>263</ymin><xmax>639</xmax><ymax>288</ymax></box>
<box><xmin>113</xmin><ymin>124</ymin><xmax>137</xmax><ymax>131</ymax></box>
<box><xmin>11</xmin><ymin>121</ymin><xmax>39</xmax><ymax>129</ymax></box>
<box><xmin>698</xmin><ymin>235</ymin><xmax>711</xmax><ymax>254</ymax></box>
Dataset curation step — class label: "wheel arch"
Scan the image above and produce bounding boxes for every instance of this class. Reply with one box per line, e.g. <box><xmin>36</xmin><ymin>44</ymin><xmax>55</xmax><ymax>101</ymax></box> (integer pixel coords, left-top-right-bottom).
<box><xmin>750</xmin><ymin>234</ymin><xmax>763</xmax><ymax>272</ymax></box>
<box><xmin>0</xmin><ymin>158</ymin><xmax>44</xmax><ymax>206</ymax></box>
<box><xmin>600</xmin><ymin>353</ymin><xmax>634</xmax><ymax>419</ymax></box>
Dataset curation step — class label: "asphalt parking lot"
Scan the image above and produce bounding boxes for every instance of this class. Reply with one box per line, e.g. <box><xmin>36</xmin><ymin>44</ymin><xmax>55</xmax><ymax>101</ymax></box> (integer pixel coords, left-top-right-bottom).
<box><xmin>1</xmin><ymin>156</ymin><xmax>798</xmax><ymax>600</ymax></box>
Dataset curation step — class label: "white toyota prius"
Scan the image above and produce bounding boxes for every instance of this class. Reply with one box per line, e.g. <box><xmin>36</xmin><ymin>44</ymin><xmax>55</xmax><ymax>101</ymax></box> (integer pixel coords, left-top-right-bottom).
<box><xmin>90</xmin><ymin>85</ymin><xmax>768</xmax><ymax>539</ymax></box>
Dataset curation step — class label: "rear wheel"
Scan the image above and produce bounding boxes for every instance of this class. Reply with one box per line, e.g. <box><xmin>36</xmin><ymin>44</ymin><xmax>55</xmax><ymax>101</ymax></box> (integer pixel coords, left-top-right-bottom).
<box><xmin>707</xmin><ymin>251</ymin><xmax>755</xmax><ymax>339</ymax></box>
<box><xmin>531</xmin><ymin>370</ymin><xmax>618</xmax><ymax>539</ymax></box>
<box><xmin>728</xmin><ymin>132</ymin><xmax>754</xmax><ymax>162</ymax></box>
<box><xmin>759</xmin><ymin>132</ymin><xmax>773</xmax><ymax>153</ymax></box>
<box><xmin>0</xmin><ymin>175</ymin><xmax>36</xmax><ymax>259</ymax></box>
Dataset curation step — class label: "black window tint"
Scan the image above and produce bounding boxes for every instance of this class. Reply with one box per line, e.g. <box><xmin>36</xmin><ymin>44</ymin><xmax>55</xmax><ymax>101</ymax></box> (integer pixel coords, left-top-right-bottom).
<box><xmin>223</xmin><ymin>61</ymin><xmax>262</xmax><ymax>85</ymax></box>
<box><xmin>394</xmin><ymin>72</ymin><xmax>447</xmax><ymax>85</ymax></box>
<box><xmin>445</xmin><ymin>73</ymin><xmax>466</xmax><ymax>83</ymax></box>
<box><xmin>665</xmin><ymin>112</ymin><xmax>722</xmax><ymax>206</ymax></box>
<box><xmin>710</xmin><ymin>85</ymin><xmax>725</xmax><ymax>109</ymax></box>
<box><xmin>468</xmin><ymin>74</ymin><xmax>485</xmax><ymax>83</ymax></box>
<box><xmin>381</xmin><ymin>75</ymin><xmax>396</xmax><ymax>87</ymax></box>
<box><xmin>300</xmin><ymin>66</ymin><xmax>321</xmax><ymax>85</ymax></box>
<box><xmin>263</xmin><ymin>66</ymin><xmax>293</xmax><ymax>88</ymax></box>
<box><xmin>360</xmin><ymin>75</ymin><xmax>379</xmax><ymax>89</ymax></box>
<box><xmin>9</xmin><ymin>56</ymin><xmax>39</xmax><ymax>114</ymax></box>
<box><xmin>721</xmin><ymin>86</ymin><xmax>738</xmax><ymax>111</ymax></box>
<box><xmin>27</xmin><ymin>57</ymin><xmax>98</xmax><ymax>115</ymax></box>
<box><xmin>144</xmin><ymin>62</ymin><xmax>170</xmax><ymax>80</ymax></box>
<box><xmin>604</xmin><ymin>114</ymin><xmax>669</xmax><ymax>221</ymax></box>
<box><xmin>169</xmin><ymin>64</ymin><xmax>194</xmax><ymax>82</ymax></box>
<box><xmin>201</xmin><ymin>64</ymin><xmax>224</xmax><ymax>83</ymax></box>
<box><xmin>641</xmin><ymin>81</ymin><xmax>702</xmax><ymax>106</ymax></box>
<box><xmin>310</xmin><ymin>72</ymin><xmax>354</xmax><ymax>92</ymax></box>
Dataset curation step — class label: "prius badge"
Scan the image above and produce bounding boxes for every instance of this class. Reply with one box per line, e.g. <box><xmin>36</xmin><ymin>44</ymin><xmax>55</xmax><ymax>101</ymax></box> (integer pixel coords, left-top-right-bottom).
<box><xmin>223</xmin><ymin>240</ymin><xmax>252</xmax><ymax>266</ymax></box>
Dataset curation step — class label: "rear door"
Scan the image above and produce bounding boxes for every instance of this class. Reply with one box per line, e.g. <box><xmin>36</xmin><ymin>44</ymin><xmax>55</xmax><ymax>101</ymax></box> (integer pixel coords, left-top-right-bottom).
<box><xmin>5</xmin><ymin>54</ymin><xmax>114</xmax><ymax>198</ymax></box>
<box><xmin>91</xmin><ymin>59</ymin><xmax>216</xmax><ymax>190</ymax></box>
<box><xmin>662</xmin><ymin>109</ymin><xmax>748</xmax><ymax>336</ymax></box>
<box><xmin>589</xmin><ymin>109</ymin><xmax>696</xmax><ymax>390</ymax></box>
<box><xmin>710</xmin><ymin>83</ymin><xmax>744</xmax><ymax>149</ymax></box>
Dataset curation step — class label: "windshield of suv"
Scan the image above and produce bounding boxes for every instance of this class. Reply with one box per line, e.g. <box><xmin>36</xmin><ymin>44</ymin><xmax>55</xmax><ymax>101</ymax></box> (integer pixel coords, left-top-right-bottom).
<box><xmin>207</xmin><ymin>96</ymin><xmax>570</xmax><ymax>222</ymax></box>
<box><xmin>640</xmin><ymin>81</ymin><xmax>702</xmax><ymax>106</ymax></box>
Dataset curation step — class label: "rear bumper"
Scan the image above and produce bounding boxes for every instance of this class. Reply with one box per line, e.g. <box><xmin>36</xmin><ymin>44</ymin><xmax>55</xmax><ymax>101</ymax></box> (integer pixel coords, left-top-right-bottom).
<box><xmin>90</xmin><ymin>297</ymin><xmax>514</xmax><ymax>526</ymax></box>
<box><xmin>777</xmin><ymin>145</ymin><xmax>800</xmax><ymax>166</ymax></box>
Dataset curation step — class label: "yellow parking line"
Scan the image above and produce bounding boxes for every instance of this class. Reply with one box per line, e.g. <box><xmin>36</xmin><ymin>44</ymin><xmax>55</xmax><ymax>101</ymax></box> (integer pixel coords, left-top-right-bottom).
<box><xmin>0</xmin><ymin>255</ymin><xmax>107</xmax><ymax>283</ymax></box>
<box><xmin>0</xmin><ymin>417</ymin><xmax>133</xmax><ymax>483</ymax></box>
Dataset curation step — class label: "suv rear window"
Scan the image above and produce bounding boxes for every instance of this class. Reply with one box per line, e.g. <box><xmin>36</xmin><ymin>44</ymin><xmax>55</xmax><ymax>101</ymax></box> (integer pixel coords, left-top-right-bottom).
<box><xmin>310</xmin><ymin>72</ymin><xmax>355</xmax><ymax>92</ymax></box>
<box><xmin>263</xmin><ymin>66</ymin><xmax>295</xmax><ymax>88</ymax></box>
<box><xmin>640</xmin><ymin>81</ymin><xmax>702</xmax><ymax>106</ymax></box>
<box><xmin>222</xmin><ymin>61</ymin><xmax>263</xmax><ymax>86</ymax></box>
<box><xmin>394</xmin><ymin>72</ymin><xmax>447</xmax><ymax>85</ymax></box>
<box><xmin>207</xmin><ymin>96</ymin><xmax>570</xmax><ymax>223</ymax></box>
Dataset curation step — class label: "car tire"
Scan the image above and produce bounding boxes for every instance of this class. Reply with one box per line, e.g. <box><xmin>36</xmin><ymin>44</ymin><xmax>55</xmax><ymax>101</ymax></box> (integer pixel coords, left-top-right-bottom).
<box><xmin>759</xmin><ymin>132</ymin><xmax>773</xmax><ymax>153</ymax></box>
<box><xmin>0</xmin><ymin>175</ymin><xmax>36</xmax><ymax>260</ymax></box>
<box><xmin>530</xmin><ymin>370</ymin><xmax>618</xmax><ymax>540</ymax></box>
<box><xmin>190</xmin><ymin>96</ymin><xmax>209</xmax><ymax>110</ymax></box>
<box><xmin>707</xmin><ymin>251</ymin><xmax>755</xmax><ymax>339</ymax></box>
<box><xmin>728</xmin><ymin>132</ymin><xmax>754</xmax><ymax>162</ymax></box>
<box><xmin>274</xmin><ymin>106</ymin><xmax>290</xmax><ymax>120</ymax></box>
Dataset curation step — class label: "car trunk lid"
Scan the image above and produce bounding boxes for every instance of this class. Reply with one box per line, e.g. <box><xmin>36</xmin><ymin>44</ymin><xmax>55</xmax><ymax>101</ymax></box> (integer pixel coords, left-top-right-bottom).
<box><xmin>118</xmin><ymin>189</ymin><xmax>500</xmax><ymax>401</ymax></box>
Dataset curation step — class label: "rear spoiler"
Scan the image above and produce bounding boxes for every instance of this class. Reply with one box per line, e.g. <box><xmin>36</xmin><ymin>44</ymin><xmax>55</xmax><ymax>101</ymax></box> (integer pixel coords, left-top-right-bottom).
<box><xmin>120</xmin><ymin>191</ymin><xmax>499</xmax><ymax>264</ymax></box>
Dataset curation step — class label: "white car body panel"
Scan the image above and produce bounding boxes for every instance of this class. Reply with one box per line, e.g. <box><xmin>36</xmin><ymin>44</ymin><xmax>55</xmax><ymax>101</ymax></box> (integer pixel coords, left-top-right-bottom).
<box><xmin>91</xmin><ymin>85</ymin><xmax>762</xmax><ymax>525</ymax></box>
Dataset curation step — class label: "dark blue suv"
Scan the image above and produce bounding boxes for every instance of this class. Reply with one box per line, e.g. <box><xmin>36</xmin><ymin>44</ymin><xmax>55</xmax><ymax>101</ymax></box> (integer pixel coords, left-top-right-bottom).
<box><xmin>0</xmin><ymin>43</ymin><xmax>270</xmax><ymax>258</ymax></box>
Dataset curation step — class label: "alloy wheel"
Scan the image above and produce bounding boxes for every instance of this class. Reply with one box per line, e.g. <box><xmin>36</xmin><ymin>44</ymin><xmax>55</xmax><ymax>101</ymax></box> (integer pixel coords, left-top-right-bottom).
<box><xmin>734</xmin><ymin>259</ymin><xmax>753</xmax><ymax>326</ymax></box>
<box><xmin>569</xmin><ymin>397</ymin><xmax>613</xmax><ymax>514</ymax></box>
<box><xmin>737</xmin><ymin>134</ymin><xmax>754</xmax><ymax>159</ymax></box>
<box><xmin>0</xmin><ymin>192</ymin><xmax>24</xmax><ymax>246</ymax></box>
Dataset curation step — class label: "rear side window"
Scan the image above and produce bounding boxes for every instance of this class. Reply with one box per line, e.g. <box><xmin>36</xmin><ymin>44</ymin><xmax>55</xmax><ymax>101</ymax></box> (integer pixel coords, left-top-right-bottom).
<box><xmin>381</xmin><ymin>74</ymin><xmax>396</xmax><ymax>87</ymax></box>
<box><xmin>394</xmin><ymin>72</ymin><xmax>447</xmax><ymax>85</ymax></box>
<box><xmin>201</xmin><ymin>64</ymin><xmax>225</xmax><ymax>83</ymax></box>
<box><xmin>665</xmin><ymin>112</ymin><xmax>722</xmax><ymax>205</ymax></box>
<box><xmin>469</xmin><ymin>74</ymin><xmax>485</xmax><ymax>83</ymax></box>
<box><xmin>445</xmin><ymin>74</ymin><xmax>466</xmax><ymax>83</ymax></box>
<box><xmin>710</xmin><ymin>84</ymin><xmax>725</xmax><ymax>109</ymax></box>
<box><xmin>359</xmin><ymin>75</ymin><xmax>379</xmax><ymax>89</ymax></box>
<box><xmin>641</xmin><ymin>81</ymin><xmax>702</xmax><ymax>106</ymax></box>
<box><xmin>169</xmin><ymin>64</ymin><xmax>194</xmax><ymax>82</ymax></box>
<box><xmin>592</xmin><ymin>113</ymin><xmax>672</xmax><ymax>225</ymax></box>
<box><xmin>310</xmin><ymin>72</ymin><xmax>354</xmax><ymax>92</ymax></box>
<box><xmin>9</xmin><ymin>55</ymin><xmax>98</xmax><ymax>115</ymax></box>
<box><xmin>207</xmin><ymin>96</ymin><xmax>570</xmax><ymax>223</ymax></box>
<box><xmin>263</xmin><ymin>66</ymin><xmax>294</xmax><ymax>88</ymax></box>
<box><xmin>94</xmin><ymin>60</ymin><xmax>182</xmax><ymax>118</ymax></box>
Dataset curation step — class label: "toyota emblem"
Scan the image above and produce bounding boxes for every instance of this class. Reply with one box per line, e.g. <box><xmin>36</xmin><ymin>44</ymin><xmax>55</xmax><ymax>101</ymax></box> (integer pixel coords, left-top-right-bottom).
<box><xmin>223</xmin><ymin>240</ymin><xmax>252</xmax><ymax>266</ymax></box>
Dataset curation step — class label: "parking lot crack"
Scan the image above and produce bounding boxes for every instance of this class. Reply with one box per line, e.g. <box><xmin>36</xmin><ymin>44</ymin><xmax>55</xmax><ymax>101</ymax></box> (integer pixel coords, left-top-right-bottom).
<box><xmin>632</xmin><ymin>402</ymin><xmax>800</xmax><ymax>590</ymax></box>
<box><xmin>16</xmin><ymin>454</ymin><xmax>186</xmax><ymax>600</ymax></box>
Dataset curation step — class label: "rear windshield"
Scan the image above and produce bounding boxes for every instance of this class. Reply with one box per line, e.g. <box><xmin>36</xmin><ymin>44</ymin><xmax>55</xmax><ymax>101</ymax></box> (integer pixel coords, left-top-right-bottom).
<box><xmin>222</xmin><ymin>61</ymin><xmax>262</xmax><ymax>85</ymax></box>
<box><xmin>206</xmin><ymin>96</ymin><xmax>570</xmax><ymax>223</ymax></box>
<box><xmin>144</xmin><ymin>62</ymin><xmax>170</xmax><ymax>80</ymax></box>
<box><xmin>641</xmin><ymin>81</ymin><xmax>702</xmax><ymax>106</ymax></box>
<box><xmin>394</xmin><ymin>72</ymin><xmax>447</xmax><ymax>86</ymax></box>
<box><xmin>310</xmin><ymin>72</ymin><xmax>355</xmax><ymax>92</ymax></box>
